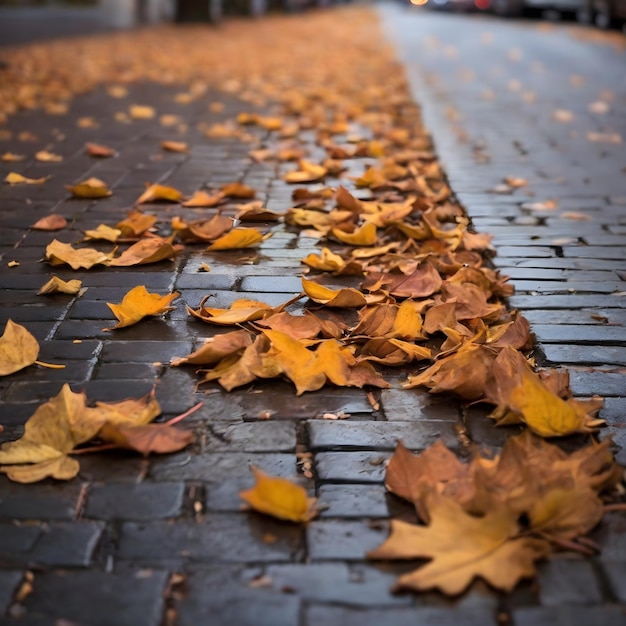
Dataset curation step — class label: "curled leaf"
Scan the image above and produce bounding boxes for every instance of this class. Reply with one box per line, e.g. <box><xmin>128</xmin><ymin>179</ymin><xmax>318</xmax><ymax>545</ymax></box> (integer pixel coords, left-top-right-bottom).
<box><xmin>66</xmin><ymin>177</ymin><xmax>112</xmax><ymax>199</ymax></box>
<box><xmin>37</xmin><ymin>276</ymin><xmax>83</xmax><ymax>296</ymax></box>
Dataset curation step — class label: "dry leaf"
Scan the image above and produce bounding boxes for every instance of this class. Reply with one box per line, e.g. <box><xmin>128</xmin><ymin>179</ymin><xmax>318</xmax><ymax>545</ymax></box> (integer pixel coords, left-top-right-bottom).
<box><xmin>161</xmin><ymin>140</ymin><xmax>188</xmax><ymax>153</ymax></box>
<box><xmin>83</xmin><ymin>224</ymin><xmax>122</xmax><ymax>242</ymax></box>
<box><xmin>0</xmin><ymin>320</ymin><xmax>40</xmax><ymax>376</ymax></box>
<box><xmin>221</xmin><ymin>182</ymin><xmax>256</xmax><ymax>199</ymax></box>
<box><xmin>1</xmin><ymin>152</ymin><xmax>25</xmax><ymax>162</ymax></box>
<box><xmin>188</xmin><ymin>298</ymin><xmax>277</xmax><ymax>326</ymax></box>
<box><xmin>110</xmin><ymin>237</ymin><xmax>181</xmax><ymax>267</ymax></box>
<box><xmin>35</xmin><ymin>150</ymin><xmax>63</xmax><ymax>163</ymax></box>
<box><xmin>129</xmin><ymin>105</ymin><xmax>156</xmax><ymax>119</ymax></box>
<box><xmin>302</xmin><ymin>278</ymin><xmax>367</xmax><ymax>308</ymax></box>
<box><xmin>85</xmin><ymin>142</ymin><xmax>116</xmax><ymax>158</ymax></box>
<box><xmin>368</xmin><ymin>494</ymin><xmax>549</xmax><ymax>595</ymax></box>
<box><xmin>66</xmin><ymin>177</ymin><xmax>112</xmax><ymax>198</ymax></box>
<box><xmin>116</xmin><ymin>210</ymin><xmax>157</xmax><ymax>238</ymax></box>
<box><xmin>171</xmin><ymin>330</ymin><xmax>253</xmax><ymax>366</ymax></box>
<box><xmin>182</xmin><ymin>190</ymin><xmax>225</xmax><ymax>208</ymax></box>
<box><xmin>5</xmin><ymin>172</ymin><xmax>49</xmax><ymax>185</ymax></box>
<box><xmin>105</xmin><ymin>286</ymin><xmax>179</xmax><ymax>330</ymax></box>
<box><xmin>239</xmin><ymin>466</ymin><xmax>319</xmax><ymax>522</ymax></box>
<box><xmin>135</xmin><ymin>183</ymin><xmax>183</xmax><ymax>205</ymax></box>
<box><xmin>45</xmin><ymin>239</ymin><xmax>115</xmax><ymax>270</ymax></box>
<box><xmin>37</xmin><ymin>276</ymin><xmax>83</xmax><ymax>296</ymax></box>
<box><xmin>207</xmin><ymin>227</ymin><xmax>269</xmax><ymax>250</ymax></box>
<box><xmin>98</xmin><ymin>422</ymin><xmax>194</xmax><ymax>455</ymax></box>
<box><xmin>0</xmin><ymin>456</ymin><xmax>79</xmax><ymax>484</ymax></box>
<box><xmin>283</xmin><ymin>160</ymin><xmax>327</xmax><ymax>184</ymax></box>
<box><xmin>30</xmin><ymin>214</ymin><xmax>67</xmax><ymax>231</ymax></box>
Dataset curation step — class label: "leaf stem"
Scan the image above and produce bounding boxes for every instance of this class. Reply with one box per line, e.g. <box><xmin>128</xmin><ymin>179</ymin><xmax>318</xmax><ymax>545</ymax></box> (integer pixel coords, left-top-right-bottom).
<box><xmin>165</xmin><ymin>401</ymin><xmax>203</xmax><ymax>425</ymax></box>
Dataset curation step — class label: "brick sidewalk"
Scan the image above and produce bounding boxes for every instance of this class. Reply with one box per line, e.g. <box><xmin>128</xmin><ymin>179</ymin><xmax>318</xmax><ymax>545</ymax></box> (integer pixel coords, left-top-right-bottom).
<box><xmin>0</xmin><ymin>8</ymin><xmax>625</xmax><ymax>626</ymax></box>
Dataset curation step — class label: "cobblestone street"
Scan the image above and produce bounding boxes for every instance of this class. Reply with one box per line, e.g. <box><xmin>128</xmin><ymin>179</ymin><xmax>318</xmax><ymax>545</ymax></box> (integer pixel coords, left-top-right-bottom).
<box><xmin>0</xmin><ymin>4</ymin><xmax>625</xmax><ymax>626</ymax></box>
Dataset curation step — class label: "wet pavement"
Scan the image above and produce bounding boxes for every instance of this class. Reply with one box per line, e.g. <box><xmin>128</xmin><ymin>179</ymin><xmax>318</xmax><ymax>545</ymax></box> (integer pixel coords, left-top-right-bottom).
<box><xmin>0</xmin><ymin>5</ymin><xmax>625</xmax><ymax>625</ymax></box>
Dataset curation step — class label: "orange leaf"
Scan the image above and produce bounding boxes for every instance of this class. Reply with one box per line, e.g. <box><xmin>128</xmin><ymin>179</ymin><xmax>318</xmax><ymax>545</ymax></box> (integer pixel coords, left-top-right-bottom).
<box><xmin>66</xmin><ymin>177</ymin><xmax>112</xmax><ymax>198</ymax></box>
<box><xmin>110</xmin><ymin>238</ymin><xmax>181</xmax><ymax>267</ymax></box>
<box><xmin>85</xmin><ymin>142</ymin><xmax>116</xmax><ymax>158</ymax></box>
<box><xmin>135</xmin><ymin>183</ymin><xmax>183</xmax><ymax>205</ymax></box>
<box><xmin>30</xmin><ymin>214</ymin><xmax>67</xmax><ymax>231</ymax></box>
<box><xmin>5</xmin><ymin>172</ymin><xmax>49</xmax><ymax>185</ymax></box>
<box><xmin>207</xmin><ymin>227</ymin><xmax>269</xmax><ymax>250</ymax></box>
<box><xmin>182</xmin><ymin>190</ymin><xmax>225</xmax><ymax>207</ymax></box>
<box><xmin>302</xmin><ymin>278</ymin><xmax>367</xmax><ymax>308</ymax></box>
<box><xmin>161</xmin><ymin>140</ymin><xmax>188</xmax><ymax>153</ymax></box>
<box><xmin>98</xmin><ymin>422</ymin><xmax>193</xmax><ymax>455</ymax></box>
<box><xmin>105</xmin><ymin>286</ymin><xmax>179</xmax><ymax>330</ymax></box>
<box><xmin>221</xmin><ymin>182</ymin><xmax>256</xmax><ymax>199</ymax></box>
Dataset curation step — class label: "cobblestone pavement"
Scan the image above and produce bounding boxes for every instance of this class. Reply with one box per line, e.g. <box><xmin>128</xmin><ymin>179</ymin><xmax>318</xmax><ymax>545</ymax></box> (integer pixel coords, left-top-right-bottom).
<box><xmin>0</xmin><ymin>7</ymin><xmax>625</xmax><ymax>626</ymax></box>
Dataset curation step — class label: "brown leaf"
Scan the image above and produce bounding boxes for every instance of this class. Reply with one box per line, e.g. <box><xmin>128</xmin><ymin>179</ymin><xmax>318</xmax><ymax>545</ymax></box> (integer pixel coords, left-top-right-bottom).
<box><xmin>302</xmin><ymin>278</ymin><xmax>366</xmax><ymax>308</ymax></box>
<box><xmin>116</xmin><ymin>210</ymin><xmax>157</xmax><ymax>238</ymax></box>
<box><xmin>98</xmin><ymin>422</ymin><xmax>194</xmax><ymax>455</ymax></box>
<box><xmin>110</xmin><ymin>237</ymin><xmax>182</xmax><ymax>267</ymax></box>
<box><xmin>161</xmin><ymin>140</ymin><xmax>188</xmax><ymax>153</ymax></box>
<box><xmin>171</xmin><ymin>330</ymin><xmax>253</xmax><ymax>366</ymax></box>
<box><xmin>221</xmin><ymin>182</ymin><xmax>256</xmax><ymax>199</ymax></box>
<box><xmin>30</xmin><ymin>214</ymin><xmax>67</xmax><ymax>231</ymax></box>
<box><xmin>182</xmin><ymin>190</ymin><xmax>225</xmax><ymax>208</ymax></box>
<box><xmin>85</xmin><ymin>142</ymin><xmax>116</xmax><ymax>158</ymax></box>
<box><xmin>37</xmin><ymin>276</ymin><xmax>83</xmax><ymax>296</ymax></box>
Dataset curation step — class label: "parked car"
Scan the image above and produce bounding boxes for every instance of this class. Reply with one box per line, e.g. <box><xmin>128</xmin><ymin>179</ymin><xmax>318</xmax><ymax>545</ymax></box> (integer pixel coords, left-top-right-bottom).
<box><xmin>491</xmin><ymin>0</ymin><xmax>584</xmax><ymax>16</ymax></box>
<box><xmin>578</xmin><ymin>0</ymin><xmax>626</xmax><ymax>28</ymax></box>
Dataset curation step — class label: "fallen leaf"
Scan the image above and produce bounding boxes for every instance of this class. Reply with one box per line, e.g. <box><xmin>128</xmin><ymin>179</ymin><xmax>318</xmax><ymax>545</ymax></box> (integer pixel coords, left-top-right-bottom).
<box><xmin>83</xmin><ymin>224</ymin><xmax>123</xmax><ymax>242</ymax></box>
<box><xmin>30</xmin><ymin>214</ymin><xmax>67</xmax><ymax>231</ymax></box>
<box><xmin>45</xmin><ymin>239</ymin><xmax>115</xmax><ymax>270</ymax></box>
<box><xmin>0</xmin><ymin>456</ymin><xmax>79</xmax><ymax>483</ymax></box>
<box><xmin>171</xmin><ymin>330</ymin><xmax>253</xmax><ymax>366</ymax></box>
<box><xmin>85</xmin><ymin>142</ymin><xmax>116</xmax><ymax>158</ymax></box>
<box><xmin>239</xmin><ymin>466</ymin><xmax>319</xmax><ymax>522</ymax></box>
<box><xmin>37</xmin><ymin>276</ymin><xmax>83</xmax><ymax>295</ymax></box>
<box><xmin>302</xmin><ymin>278</ymin><xmax>367</xmax><ymax>308</ymax></box>
<box><xmin>135</xmin><ymin>183</ymin><xmax>183</xmax><ymax>205</ymax></box>
<box><xmin>0</xmin><ymin>320</ymin><xmax>40</xmax><ymax>376</ymax></box>
<box><xmin>35</xmin><ymin>150</ymin><xmax>63</xmax><ymax>163</ymax></box>
<box><xmin>368</xmin><ymin>494</ymin><xmax>549</xmax><ymax>595</ymax></box>
<box><xmin>105</xmin><ymin>286</ymin><xmax>179</xmax><ymax>330</ymax></box>
<box><xmin>161</xmin><ymin>140</ymin><xmax>188</xmax><ymax>153</ymax></box>
<box><xmin>187</xmin><ymin>298</ymin><xmax>277</xmax><ymax>326</ymax></box>
<box><xmin>66</xmin><ymin>177</ymin><xmax>112</xmax><ymax>198</ymax></box>
<box><xmin>110</xmin><ymin>237</ymin><xmax>182</xmax><ymax>266</ymax></box>
<box><xmin>221</xmin><ymin>182</ymin><xmax>256</xmax><ymax>199</ymax></box>
<box><xmin>182</xmin><ymin>190</ymin><xmax>225</xmax><ymax>207</ymax></box>
<box><xmin>129</xmin><ymin>105</ymin><xmax>156</xmax><ymax>119</ymax></box>
<box><xmin>283</xmin><ymin>160</ymin><xmax>327</xmax><ymax>183</ymax></box>
<box><xmin>98</xmin><ymin>422</ymin><xmax>194</xmax><ymax>455</ymax></box>
<box><xmin>1</xmin><ymin>152</ymin><xmax>25</xmax><ymax>162</ymax></box>
<box><xmin>5</xmin><ymin>172</ymin><xmax>49</xmax><ymax>185</ymax></box>
<box><xmin>116</xmin><ymin>210</ymin><xmax>157</xmax><ymax>238</ymax></box>
<box><xmin>207</xmin><ymin>227</ymin><xmax>269</xmax><ymax>250</ymax></box>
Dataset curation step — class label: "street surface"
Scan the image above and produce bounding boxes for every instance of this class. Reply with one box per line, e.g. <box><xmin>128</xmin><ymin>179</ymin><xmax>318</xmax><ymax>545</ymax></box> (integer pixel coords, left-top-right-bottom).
<box><xmin>0</xmin><ymin>5</ymin><xmax>624</xmax><ymax>625</ymax></box>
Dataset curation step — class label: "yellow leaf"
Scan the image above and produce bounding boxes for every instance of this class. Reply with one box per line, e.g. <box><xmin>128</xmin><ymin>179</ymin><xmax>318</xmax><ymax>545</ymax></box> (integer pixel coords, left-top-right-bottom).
<box><xmin>1</xmin><ymin>152</ymin><xmax>25</xmax><ymax>162</ymax></box>
<box><xmin>98</xmin><ymin>422</ymin><xmax>194</xmax><ymax>455</ymax></box>
<box><xmin>207</xmin><ymin>227</ymin><xmax>268</xmax><ymax>250</ymax></box>
<box><xmin>129</xmin><ymin>105</ymin><xmax>156</xmax><ymax>119</ymax></box>
<box><xmin>66</xmin><ymin>177</ymin><xmax>112</xmax><ymax>198</ymax></box>
<box><xmin>92</xmin><ymin>390</ymin><xmax>162</xmax><ymax>427</ymax></box>
<box><xmin>45</xmin><ymin>239</ymin><xmax>115</xmax><ymax>270</ymax></box>
<box><xmin>161</xmin><ymin>140</ymin><xmax>188</xmax><ymax>153</ymax></box>
<box><xmin>187</xmin><ymin>299</ymin><xmax>276</xmax><ymax>326</ymax></box>
<box><xmin>115</xmin><ymin>210</ymin><xmax>157</xmax><ymax>237</ymax></box>
<box><xmin>283</xmin><ymin>160</ymin><xmax>327</xmax><ymax>183</ymax></box>
<box><xmin>105</xmin><ymin>286</ymin><xmax>179</xmax><ymax>330</ymax></box>
<box><xmin>302</xmin><ymin>278</ymin><xmax>366</xmax><ymax>308</ymax></box>
<box><xmin>368</xmin><ymin>494</ymin><xmax>549</xmax><ymax>595</ymax></box>
<box><xmin>331</xmin><ymin>222</ymin><xmax>377</xmax><ymax>246</ymax></box>
<box><xmin>221</xmin><ymin>182</ymin><xmax>256</xmax><ymax>199</ymax></box>
<box><xmin>0</xmin><ymin>320</ymin><xmax>40</xmax><ymax>376</ymax></box>
<box><xmin>35</xmin><ymin>150</ymin><xmax>63</xmax><ymax>163</ymax></box>
<box><xmin>0</xmin><ymin>455</ymin><xmax>79</xmax><ymax>484</ymax></box>
<box><xmin>171</xmin><ymin>330</ymin><xmax>253</xmax><ymax>366</ymax></box>
<box><xmin>240</xmin><ymin>466</ymin><xmax>319</xmax><ymax>522</ymax></box>
<box><xmin>5</xmin><ymin>172</ymin><xmax>49</xmax><ymax>185</ymax></box>
<box><xmin>182</xmin><ymin>190</ymin><xmax>224</xmax><ymax>208</ymax></box>
<box><xmin>135</xmin><ymin>183</ymin><xmax>183</xmax><ymax>205</ymax></box>
<box><xmin>37</xmin><ymin>276</ymin><xmax>83</xmax><ymax>295</ymax></box>
<box><xmin>83</xmin><ymin>224</ymin><xmax>122</xmax><ymax>242</ymax></box>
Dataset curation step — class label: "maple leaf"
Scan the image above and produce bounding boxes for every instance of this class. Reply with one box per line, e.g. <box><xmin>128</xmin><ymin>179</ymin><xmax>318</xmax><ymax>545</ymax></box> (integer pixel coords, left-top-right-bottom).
<box><xmin>239</xmin><ymin>466</ymin><xmax>319</xmax><ymax>522</ymax></box>
<box><xmin>66</xmin><ymin>177</ymin><xmax>112</xmax><ymax>198</ymax></box>
<box><xmin>0</xmin><ymin>320</ymin><xmax>40</xmax><ymax>376</ymax></box>
<box><xmin>105</xmin><ymin>286</ymin><xmax>179</xmax><ymax>330</ymax></box>
<box><xmin>368</xmin><ymin>494</ymin><xmax>550</xmax><ymax>595</ymax></box>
